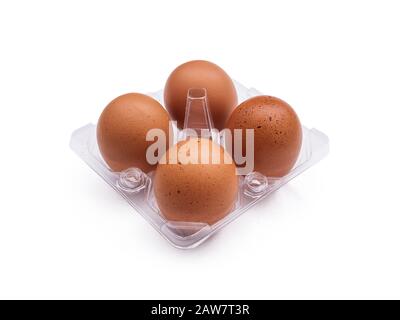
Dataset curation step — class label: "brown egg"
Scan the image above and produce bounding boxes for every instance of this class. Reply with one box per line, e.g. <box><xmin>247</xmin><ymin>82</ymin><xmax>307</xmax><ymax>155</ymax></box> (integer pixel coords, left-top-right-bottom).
<box><xmin>226</xmin><ymin>95</ymin><xmax>302</xmax><ymax>177</ymax></box>
<box><xmin>154</xmin><ymin>138</ymin><xmax>238</xmax><ymax>225</ymax></box>
<box><xmin>164</xmin><ymin>60</ymin><xmax>237</xmax><ymax>130</ymax></box>
<box><xmin>97</xmin><ymin>93</ymin><xmax>170</xmax><ymax>172</ymax></box>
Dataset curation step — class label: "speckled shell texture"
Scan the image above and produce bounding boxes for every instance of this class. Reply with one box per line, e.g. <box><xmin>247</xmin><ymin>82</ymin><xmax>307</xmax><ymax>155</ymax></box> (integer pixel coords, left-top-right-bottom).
<box><xmin>226</xmin><ymin>95</ymin><xmax>302</xmax><ymax>177</ymax></box>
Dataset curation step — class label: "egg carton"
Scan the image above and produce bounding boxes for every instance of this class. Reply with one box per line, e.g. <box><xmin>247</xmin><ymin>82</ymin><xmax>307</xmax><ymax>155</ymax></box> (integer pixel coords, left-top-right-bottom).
<box><xmin>70</xmin><ymin>82</ymin><xmax>329</xmax><ymax>249</ymax></box>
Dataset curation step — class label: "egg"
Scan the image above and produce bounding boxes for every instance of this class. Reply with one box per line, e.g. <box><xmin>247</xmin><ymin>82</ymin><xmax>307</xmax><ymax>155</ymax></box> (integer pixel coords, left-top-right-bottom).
<box><xmin>154</xmin><ymin>138</ymin><xmax>238</xmax><ymax>225</ymax></box>
<box><xmin>226</xmin><ymin>95</ymin><xmax>302</xmax><ymax>177</ymax></box>
<box><xmin>164</xmin><ymin>60</ymin><xmax>237</xmax><ymax>130</ymax></box>
<box><xmin>97</xmin><ymin>93</ymin><xmax>170</xmax><ymax>172</ymax></box>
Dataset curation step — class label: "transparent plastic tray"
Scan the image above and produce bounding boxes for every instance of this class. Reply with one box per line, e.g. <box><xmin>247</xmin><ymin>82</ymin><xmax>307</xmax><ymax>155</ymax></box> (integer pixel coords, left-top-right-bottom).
<box><xmin>70</xmin><ymin>82</ymin><xmax>329</xmax><ymax>249</ymax></box>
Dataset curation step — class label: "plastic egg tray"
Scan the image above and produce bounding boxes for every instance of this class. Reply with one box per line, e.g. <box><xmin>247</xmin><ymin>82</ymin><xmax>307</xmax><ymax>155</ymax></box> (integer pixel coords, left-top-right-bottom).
<box><xmin>70</xmin><ymin>81</ymin><xmax>329</xmax><ymax>249</ymax></box>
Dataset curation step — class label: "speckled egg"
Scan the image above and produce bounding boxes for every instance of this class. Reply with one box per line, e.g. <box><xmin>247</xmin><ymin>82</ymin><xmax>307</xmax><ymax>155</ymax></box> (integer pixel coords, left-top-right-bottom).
<box><xmin>226</xmin><ymin>95</ymin><xmax>302</xmax><ymax>177</ymax></box>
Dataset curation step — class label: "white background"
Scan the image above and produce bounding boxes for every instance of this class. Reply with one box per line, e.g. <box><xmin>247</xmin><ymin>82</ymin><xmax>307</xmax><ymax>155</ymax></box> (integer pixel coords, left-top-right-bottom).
<box><xmin>0</xmin><ymin>0</ymin><xmax>399</xmax><ymax>299</ymax></box>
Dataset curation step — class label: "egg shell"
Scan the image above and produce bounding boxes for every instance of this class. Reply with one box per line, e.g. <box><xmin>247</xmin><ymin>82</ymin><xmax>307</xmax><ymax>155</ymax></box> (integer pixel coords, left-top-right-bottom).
<box><xmin>154</xmin><ymin>138</ymin><xmax>238</xmax><ymax>225</ymax></box>
<box><xmin>226</xmin><ymin>95</ymin><xmax>302</xmax><ymax>177</ymax></box>
<box><xmin>97</xmin><ymin>93</ymin><xmax>170</xmax><ymax>172</ymax></box>
<box><xmin>164</xmin><ymin>60</ymin><xmax>237</xmax><ymax>130</ymax></box>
